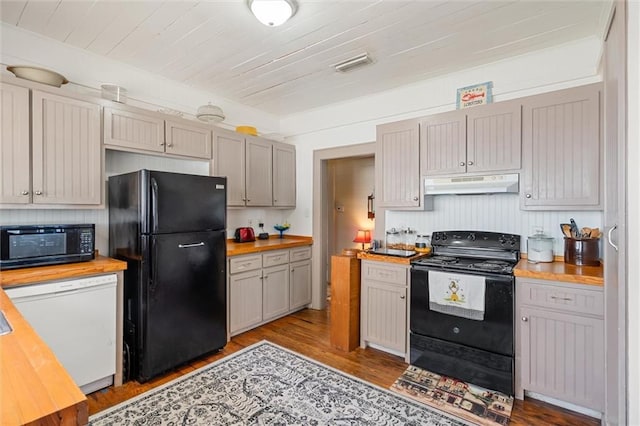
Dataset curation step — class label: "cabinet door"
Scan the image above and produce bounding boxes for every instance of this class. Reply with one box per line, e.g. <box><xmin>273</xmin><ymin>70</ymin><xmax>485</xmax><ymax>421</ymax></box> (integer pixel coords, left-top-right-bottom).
<box><xmin>32</xmin><ymin>91</ymin><xmax>102</xmax><ymax>205</ymax></box>
<box><xmin>290</xmin><ymin>259</ymin><xmax>311</xmax><ymax>310</ymax></box>
<box><xmin>212</xmin><ymin>129</ymin><xmax>246</xmax><ymax>207</ymax></box>
<box><xmin>0</xmin><ymin>83</ymin><xmax>30</xmax><ymax>204</ymax></box>
<box><xmin>376</xmin><ymin>119</ymin><xmax>420</xmax><ymax>208</ymax></box>
<box><xmin>521</xmin><ymin>84</ymin><xmax>601</xmax><ymax>209</ymax></box>
<box><xmin>104</xmin><ymin>107</ymin><xmax>164</xmax><ymax>153</ymax></box>
<box><xmin>229</xmin><ymin>269</ymin><xmax>263</xmax><ymax>335</ymax></box>
<box><xmin>466</xmin><ymin>100</ymin><xmax>521</xmax><ymax>173</ymax></box>
<box><xmin>419</xmin><ymin>111</ymin><xmax>466</xmax><ymax>176</ymax></box>
<box><xmin>165</xmin><ymin>119</ymin><xmax>211</xmax><ymax>159</ymax></box>
<box><xmin>245</xmin><ymin>137</ymin><xmax>273</xmax><ymax>206</ymax></box>
<box><xmin>520</xmin><ymin>306</ymin><xmax>604</xmax><ymax>411</ymax></box>
<box><xmin>262</xmin><ymin>264</ymin><xmax>289</xmax><ymax>320</ymax></box>
<box><xmin>272</xmin><ymin>142</ymin><xmax>296</xmax><ymax>207</ymax></box>
<box><xmin>361</xmin><ymin>281</ymin><xmax>407</xmax><ymax>353</ymax></box>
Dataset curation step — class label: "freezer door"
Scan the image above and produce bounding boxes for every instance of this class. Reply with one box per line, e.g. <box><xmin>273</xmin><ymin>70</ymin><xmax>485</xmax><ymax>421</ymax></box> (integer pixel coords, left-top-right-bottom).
<box><xmin>139</xmin><ymin>230</ymin><xmax>226</xmax><ymax>381</ymax></box>
<box><xmin>148</xmin><ymin>171</ymin><xmax>226</xmax><ymax>234</ymax></box>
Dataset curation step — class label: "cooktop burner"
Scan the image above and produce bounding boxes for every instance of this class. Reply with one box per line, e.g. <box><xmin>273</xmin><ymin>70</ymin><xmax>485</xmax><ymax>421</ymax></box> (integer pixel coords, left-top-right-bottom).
<box><xmin>413</xmin><ymin>256</ymin><xmax>517</xmax><ymax>274</ymax></box>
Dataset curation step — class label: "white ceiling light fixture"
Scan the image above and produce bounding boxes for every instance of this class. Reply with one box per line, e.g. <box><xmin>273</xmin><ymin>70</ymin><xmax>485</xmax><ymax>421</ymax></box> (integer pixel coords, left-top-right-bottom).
<box><xmin>248</xmin><ymin>0</ymin><xmax>297</xmax><ymax>27</ymax></box>
<box><xmin>333</xmin><ymin>53</ymin><xmax>373</xmax><ymax>73</ymax></box>
<box><xmin>196</xmin><ymin>103</ymin><xmax>225</xmax><ymax>123</ymax></box>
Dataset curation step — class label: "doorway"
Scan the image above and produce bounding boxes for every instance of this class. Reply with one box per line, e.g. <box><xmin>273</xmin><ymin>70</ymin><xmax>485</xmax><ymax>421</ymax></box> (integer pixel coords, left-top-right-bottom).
<box><xmin>311</xmin><ymin>142</ymin><xmax>376</xmax><ymax>310</ymax></box>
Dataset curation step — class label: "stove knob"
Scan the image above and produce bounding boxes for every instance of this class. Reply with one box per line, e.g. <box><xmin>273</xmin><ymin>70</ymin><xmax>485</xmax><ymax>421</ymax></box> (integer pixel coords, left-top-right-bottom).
<box><xmin>498</xmin><ymin>236</ymin><xmax>506</xmax><ymax>245</ymax></box>
<box><xmin>434</xmin><ymin>234</ymin><xmax>440</xmax><ymax>241</ymax></box>
<box><xmin>467</xmin><ymin>233</ymin><xmax>476</xmax><ymax>241</ymax></box>
<box><xmin>510</xmin><ymin>239</ymin><xmax>517</xmax><ymax>246</ymax></box>
<box><xmin>441</xmin><ymin>234</ymin><xmax>448</xmax><ymax>241</ymax></box>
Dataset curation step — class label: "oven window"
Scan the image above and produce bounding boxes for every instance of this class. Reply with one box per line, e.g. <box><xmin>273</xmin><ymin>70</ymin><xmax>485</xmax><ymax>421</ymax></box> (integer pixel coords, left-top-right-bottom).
<box><xmin>9</xmin><ymin>234</ymin><xmax>67</xmax><ymax>259</ymax></box>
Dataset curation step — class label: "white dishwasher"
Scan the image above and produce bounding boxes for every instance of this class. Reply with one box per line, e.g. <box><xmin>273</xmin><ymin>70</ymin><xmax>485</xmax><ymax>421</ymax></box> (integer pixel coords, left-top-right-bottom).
<box><xmin>5</xmin><ymin>273</ymin><xmax>117</xmax><ymax>394</ymax></box>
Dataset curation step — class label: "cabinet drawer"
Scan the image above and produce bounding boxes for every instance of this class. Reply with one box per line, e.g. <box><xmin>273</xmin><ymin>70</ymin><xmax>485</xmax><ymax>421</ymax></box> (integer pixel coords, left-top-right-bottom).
<box><xmin>229</xmin><ymin>255</ymin><xmax>262</xmax><ymax>274</ymax></box>
<box><xmin>262</xmin><ymin>250</ymin><xmax>289</xmax><ymax>267</ymax></box>
<box><xmin>290</xmin><ymin>246</ymin><xmax>311</xmax><ymax>261</ymax></box>
<box><xmin>518</xmin><ymin>279</ymin><xmax>603</xmax><ymax>317</ymax></box>
<box><xmin>362</xmin><ymin>261</ymin><xmax>407</xmax><ymax>286</ymax></box>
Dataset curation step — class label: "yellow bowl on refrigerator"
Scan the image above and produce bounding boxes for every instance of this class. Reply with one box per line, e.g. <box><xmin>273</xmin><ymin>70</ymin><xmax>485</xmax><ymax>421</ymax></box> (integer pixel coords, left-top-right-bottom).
<box><xmin>236</xmin><ymin>126</ymin><xmax>258</xmax><ymax>136</ymax></box>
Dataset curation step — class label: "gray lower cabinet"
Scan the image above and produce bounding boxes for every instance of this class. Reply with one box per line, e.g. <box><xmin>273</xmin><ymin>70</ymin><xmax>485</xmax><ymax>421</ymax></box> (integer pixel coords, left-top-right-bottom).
<box><xmin>228</xmin><ymin>246</ymin><xmax>311</xmax><ymax>336</ymax></box>
<box><xmin>360</xmin><ymin>260</ymin><xmax>409</xmax><ymax>356</ymax></box>
<box><xmin>515</xmin><ymin>277</ymin><xmax>604</xmax><ymax>411</ymax></box>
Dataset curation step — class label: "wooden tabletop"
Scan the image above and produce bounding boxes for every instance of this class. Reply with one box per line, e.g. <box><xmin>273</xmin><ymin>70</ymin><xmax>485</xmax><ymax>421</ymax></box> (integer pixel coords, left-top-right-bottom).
<box><xmin>0</xmin><ymin>290</ymin><xmax>88</xmax><ymax>425</ymax></box>
<box><xmin>514</xmin><ymin>258</ymin><xmax>603</xmax><ymax>286</ymax></box>
<box><xmin>227</xmin><ymin>235</ymin><xmax>313</xmax><ymax>257</ymax></box>
<box><xmin>0</xmin><ymin>255</ymin><xmax>127</xmax><ymax>288</ymax></box>
<box><xmin>357</xmin><ymin>251</ymin><xmax>429</xmax><ymax>265</ymax></box>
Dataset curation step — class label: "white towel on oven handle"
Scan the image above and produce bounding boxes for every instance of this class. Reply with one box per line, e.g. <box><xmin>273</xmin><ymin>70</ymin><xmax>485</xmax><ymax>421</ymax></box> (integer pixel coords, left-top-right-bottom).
<box><xmin>428</xmin><ymin>270</ymin><xmax>486</xmax><ymax>321</ymax></box>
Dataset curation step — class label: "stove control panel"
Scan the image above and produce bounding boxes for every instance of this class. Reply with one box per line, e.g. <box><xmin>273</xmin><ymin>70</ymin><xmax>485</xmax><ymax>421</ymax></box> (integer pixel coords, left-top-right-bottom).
<box><xmin>432</xmin><ymin>231</ymin><xmax>520</xmax><ymax>250</ymax></box>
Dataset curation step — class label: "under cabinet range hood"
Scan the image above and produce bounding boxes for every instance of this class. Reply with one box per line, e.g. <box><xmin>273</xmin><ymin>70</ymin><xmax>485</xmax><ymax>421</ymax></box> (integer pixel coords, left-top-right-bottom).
<box><xmin>425</xmin><ymin>173</ymin><xmax>519</xmax><ymax>195</ymax></box>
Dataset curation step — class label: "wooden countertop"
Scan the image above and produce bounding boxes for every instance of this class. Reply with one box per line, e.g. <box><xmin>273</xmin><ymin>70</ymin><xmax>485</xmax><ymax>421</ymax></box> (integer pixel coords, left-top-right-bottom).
<box><xmin>1</xmin><ymin>255</ymin><xmax>127</xmax><ymax>288</ymax></box>
<box><xmin>0</xmin><ymin>290</ymin><xmax>88</xmax><ymax>425</ymax></box>
<box><xmin>514</xmin><ymin>258</ymin><xmax>604</xmax><ymax>286</ymax></box>
<box><xmin>227</xmin><ymin>235</ymin><xmax>313</xmax><ymax>256</ymax></box>
<box><xmin>357</xmin><ymin>251</ymin><xmax>429</xmax><ymax>265</ymax></box>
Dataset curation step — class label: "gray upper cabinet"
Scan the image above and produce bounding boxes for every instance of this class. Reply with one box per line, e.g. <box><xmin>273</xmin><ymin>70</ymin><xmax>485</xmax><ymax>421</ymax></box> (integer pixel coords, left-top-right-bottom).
<box><xmin>245</xmin><ymin>137</ymin><xmax>273</xmax><ymax>207</ymax></box>
<box><xmin>0</xmin><ymin>83</ymin><xmax>31</xmax><ymax>205</ymax></box>
<box><xmin>420</xmin><ymin>102</ymin><xmax>521</xmax><ymax>176</ymax></box>
<box><xmin>376</xmin><ymin>118</ymin><xmax>421</xmax><ymax>208</ymax></box>
<box><xmin>521</xmin><ymin>83</ymin><xmax>601</xmax><ymax>210</ymax></box>
<box><xmin>466</xmin><ymin>100</ymin><xmax>521</xmax><ymax>173</ymax></box>
<box><xmin>104</xmin><ymin>105</ymin><xmax>212</xmax><ymax>160</ymax></box>
<box><xmin>212</xmin><ymin>128</ymin><xmax>295</xmax><ymax>208</ymax></box>
<box><xmin>212</xmin><ymin>128</ymin><xmax>246</xmax><ymax>207</ymax></box>
<box><xmin>1</xmin><ymin>85</ymin><xmax>102</xmax><ymax>207</ymax></box>
<box><xmin>272</xmin><ymin>142</ymin><xmax>296</xmax><ymax>208</ymax></box>
<box><xmin>419</xmin><ymin>111</ymin><xmax>467</xmax><ymax>176</ymax></box>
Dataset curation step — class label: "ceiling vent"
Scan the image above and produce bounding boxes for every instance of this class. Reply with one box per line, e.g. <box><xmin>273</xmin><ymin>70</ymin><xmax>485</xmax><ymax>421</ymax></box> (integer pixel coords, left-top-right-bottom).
<box><xmin>333</xmin><ymin>53</ymin><xmax>372</xmax><ymax>73</ymax></box>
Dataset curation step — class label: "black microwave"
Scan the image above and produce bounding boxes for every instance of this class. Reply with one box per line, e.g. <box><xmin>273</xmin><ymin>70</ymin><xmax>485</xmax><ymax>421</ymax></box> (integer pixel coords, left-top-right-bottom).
<box><xmin>0</xmin><ymin>224</ymin><xmax>95</xmax><ymax>270</ymax></box>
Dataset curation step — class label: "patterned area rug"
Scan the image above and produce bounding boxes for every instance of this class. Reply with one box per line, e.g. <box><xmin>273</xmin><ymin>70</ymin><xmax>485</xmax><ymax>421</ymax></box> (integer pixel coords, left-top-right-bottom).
<box><xmin>90</xmin><ymin>341</ymin><xmax>471</xmax><ymax>425</ymax></box>
<box><xmin>391</xmin><ymin>365</ymin><xmax>514</xmax><ymax>426</ymax></box>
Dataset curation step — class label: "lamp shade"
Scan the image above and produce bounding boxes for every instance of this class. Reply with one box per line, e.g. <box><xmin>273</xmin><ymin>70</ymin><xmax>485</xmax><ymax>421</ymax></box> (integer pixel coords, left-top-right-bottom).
<box><xmin>353</xmin><ymin>229</ymin><xmax>371</xmax><ymax>250</ymax></box>
<box><xmin>196</xmin><ymin>103</ymin><xmax>225</xmax><ymax>122</ymax></box>
<box><xmin>249</xmin><ymin>0</ymin><xmax>297</xmax><ymax>27</ymax></box>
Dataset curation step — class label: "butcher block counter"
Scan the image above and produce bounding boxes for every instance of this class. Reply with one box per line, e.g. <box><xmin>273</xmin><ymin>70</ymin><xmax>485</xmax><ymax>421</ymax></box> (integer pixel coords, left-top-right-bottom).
<box><xmin>227</xmin><ymin>235</ymin><xmax>313</xmax><ymax>256</ymax></box>
<box><xmin>0</xmin><ymin>255</ymin><xmax>127</xmax><ymax>425</ymax></box>
<box><xmin>356</xmin><ymin>250</ymin><xmax>428</xmax><ymax>265</ymax></box>
<box><xmin>514</xmin><ymin>257</ymin><xmax>603</xmax><ymax>286</ymax></box>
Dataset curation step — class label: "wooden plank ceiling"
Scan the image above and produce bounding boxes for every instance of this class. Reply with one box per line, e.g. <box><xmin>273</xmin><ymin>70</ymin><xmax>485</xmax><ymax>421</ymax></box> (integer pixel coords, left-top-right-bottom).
<box><xmin>0</xmin><ymin>0</ymin><xmax>610</xmax><ymax>116</ymax></box>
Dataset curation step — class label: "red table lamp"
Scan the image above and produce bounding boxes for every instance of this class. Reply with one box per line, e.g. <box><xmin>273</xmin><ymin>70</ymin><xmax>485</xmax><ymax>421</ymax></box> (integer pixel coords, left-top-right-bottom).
<box><xmin>353</xmin><ymin>229</ymin><xmax>372</xmax><ymax>250</ymax></box>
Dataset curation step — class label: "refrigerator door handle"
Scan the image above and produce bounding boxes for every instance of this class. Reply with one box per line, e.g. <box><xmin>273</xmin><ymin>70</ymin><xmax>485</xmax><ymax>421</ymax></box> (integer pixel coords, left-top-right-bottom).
<box><xmin>151</xmin><ymin>178</ymin><xmax>159</xmax><ymax>234</ymax></box>
<box><xmin>178</xmin><ymin>242</ymin><xmax>205</xmax><ymax>248</ymax></box>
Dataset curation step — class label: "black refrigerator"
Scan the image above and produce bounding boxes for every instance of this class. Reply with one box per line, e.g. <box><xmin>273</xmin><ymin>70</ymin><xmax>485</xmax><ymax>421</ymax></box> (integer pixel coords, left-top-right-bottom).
<box><xmin>108</xmin><ymin>170</ymin><xmax>227</xmax><ymax>382</ymax></box>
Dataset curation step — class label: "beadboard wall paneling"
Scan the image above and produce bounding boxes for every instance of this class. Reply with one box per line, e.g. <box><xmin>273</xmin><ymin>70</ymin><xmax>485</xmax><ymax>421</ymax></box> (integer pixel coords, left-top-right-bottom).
<box><xmin>1</xmin><ymin>151</ymin><xmax>294</xmax><ymax>255</ymax></box>
<box><xmin>386</xmin><ymin>194</ymin><xmax>603</xmax><ymax>255</ymax></box>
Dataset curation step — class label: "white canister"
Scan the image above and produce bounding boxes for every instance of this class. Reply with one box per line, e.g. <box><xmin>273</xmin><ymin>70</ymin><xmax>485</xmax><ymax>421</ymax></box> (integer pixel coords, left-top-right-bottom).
<box><xmin>527</xmin><ymin>229</ymin><xmax>554</xmax><ymax>263</ymax></box>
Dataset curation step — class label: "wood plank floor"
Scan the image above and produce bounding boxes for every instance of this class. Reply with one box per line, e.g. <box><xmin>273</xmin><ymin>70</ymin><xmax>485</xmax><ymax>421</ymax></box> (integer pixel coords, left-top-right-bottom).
<box><xmin>88</xmin><ymin>308</ymin><xmax>599</xmax><ymax>425</ymax></box>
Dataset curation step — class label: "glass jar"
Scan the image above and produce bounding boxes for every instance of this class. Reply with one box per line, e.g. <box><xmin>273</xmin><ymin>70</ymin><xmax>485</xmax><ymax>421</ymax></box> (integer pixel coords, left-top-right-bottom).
<box><xmin>402</xmin><ymin>228</ymin><xmax>417</xmax><ymax>251</ymax></box>
<box><xmin>386</xmin><ymin>228</ymin><xmax>401</xmax><ymax>249</ymax></box>
<box><xmin>527</xmin><ymin>227</ymin><xmax>554</xmax><ymax>263</ymax></box>
<box><xmin>415</xmin><ymin>234</ymin><xmax>432</xmax><ymax>254</ymax></box>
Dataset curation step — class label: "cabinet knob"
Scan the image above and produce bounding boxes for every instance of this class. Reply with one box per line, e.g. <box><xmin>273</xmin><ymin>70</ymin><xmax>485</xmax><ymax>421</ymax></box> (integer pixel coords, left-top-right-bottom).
<box><xmin>459</xmin><ymin>162</ymin><xmax>465</xmax><ymax>166</ymax></box>
<box><xmin>167</xmin><ymin>143</ymin><xmax>174</xmax><ymax>148</ymax></box>
<box><xmin>159</xmin><ymin>142</ymin><xmax>165</xmax><ymax>146</ymax></box>
<box><xmin>413</xmin><ymin>196</ymin><xmax>419</xmax><ymax>201</ymax></box>
<box><xmin>291</xmin><ymin>268</ymin><xmax>295</xmax><ymax>272</ymax></box>
<box><xmin>400</xmin><ymin>295</ymin><xmax>406</xmax><ymax>299</ymax></box>
<box><xmin>525</xmin><ymin>193</ymin><xmax>532</xmax><ymax>199</ymax></box>
<box><xmin>467</xmin><ymin>161</ymin><xmax>474</xmax><ymax>166</ymax></box>
<box><xmin>522</xmin><ymin>316</ymin><xmax>528</xmax><ymax>322</ymax></box>
<box><xmin>34</xmin><ymin>190</ymin><xmax>43</xmax><ymax>195</ymax></box>
<box><xmin>21</xmin><ymin>190</ymin><xmax>29</xmax><ymax>195</ymax></box>
<box><xmin>274</xmin><ymin>199</ymin><xmax>278</xmax><ymax>202</ymax></box>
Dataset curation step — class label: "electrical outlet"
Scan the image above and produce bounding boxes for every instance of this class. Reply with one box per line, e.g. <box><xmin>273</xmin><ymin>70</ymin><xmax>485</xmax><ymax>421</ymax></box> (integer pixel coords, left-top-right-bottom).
<box><xmin>258</xmin><ymin>222</ymin><xmax>264</xmax><ymax>228</ymax></box>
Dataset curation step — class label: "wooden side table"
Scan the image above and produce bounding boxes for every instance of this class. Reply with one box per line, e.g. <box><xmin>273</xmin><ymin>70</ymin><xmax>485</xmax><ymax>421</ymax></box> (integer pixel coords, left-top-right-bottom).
<box><xmin>330</xmin><ymin>254</ymin><xmax>361</xmax><ymax>351</ymax></box>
